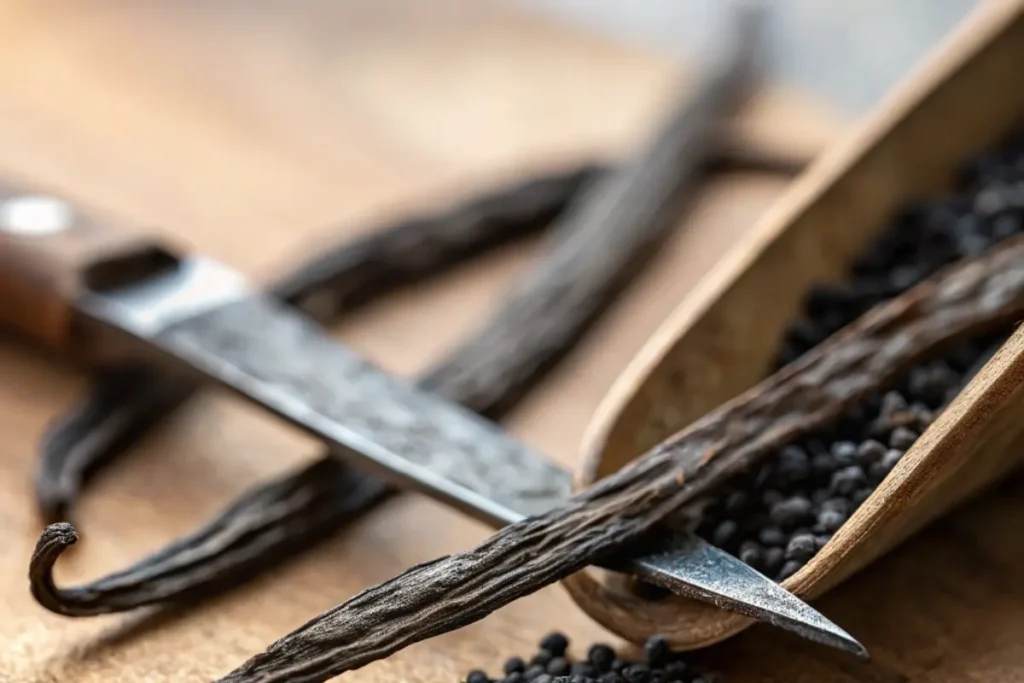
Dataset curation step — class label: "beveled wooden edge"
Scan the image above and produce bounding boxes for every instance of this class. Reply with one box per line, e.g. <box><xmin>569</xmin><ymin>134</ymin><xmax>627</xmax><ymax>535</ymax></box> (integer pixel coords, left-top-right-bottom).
<box><xmin>562</xmin><ymin>0</ymin><xmax>1024</xmax><ymax>649</ymax></box>
<box><xmin>788</xmin><ymin>325</ymin><xmax>1024</xmax><ymax>594</ymax></box>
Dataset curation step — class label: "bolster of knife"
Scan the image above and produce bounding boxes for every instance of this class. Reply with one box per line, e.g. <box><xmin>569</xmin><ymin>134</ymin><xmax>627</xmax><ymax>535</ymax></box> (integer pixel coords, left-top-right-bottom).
<box><xmin>0</xmin><ymin>182</ymin><xmax>179</xmax><ymax>355</ymax></box>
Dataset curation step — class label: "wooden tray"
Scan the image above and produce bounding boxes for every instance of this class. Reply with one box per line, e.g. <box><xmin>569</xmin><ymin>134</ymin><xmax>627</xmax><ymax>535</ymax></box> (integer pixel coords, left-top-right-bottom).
<box><xmin>563</xmin><ymin>0</ymin><xmax>1024</xmax><ymax>652</ymax></box>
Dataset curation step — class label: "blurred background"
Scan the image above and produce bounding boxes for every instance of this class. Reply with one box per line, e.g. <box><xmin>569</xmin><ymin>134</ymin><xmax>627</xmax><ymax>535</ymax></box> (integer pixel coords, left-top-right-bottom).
<box><xmin>522</xmin><ymin>0</ymin><xmax>983</xmax><ymax>114</ymax></box>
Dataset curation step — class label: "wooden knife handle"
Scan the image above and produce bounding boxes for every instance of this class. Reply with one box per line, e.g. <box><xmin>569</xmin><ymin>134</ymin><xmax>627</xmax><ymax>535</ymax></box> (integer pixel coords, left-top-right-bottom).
<box><xmin>0</xmin><ymin>183</ymin><xmax>179</xmax><ymax>354</ymax></box>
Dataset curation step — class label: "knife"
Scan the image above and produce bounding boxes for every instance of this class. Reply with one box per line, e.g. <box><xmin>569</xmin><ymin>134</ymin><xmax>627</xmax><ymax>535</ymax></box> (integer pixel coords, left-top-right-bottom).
<box><xmin>0</xmin><ymin>182</ymin><xmax>864</xmax><ymax>655</ymax></box>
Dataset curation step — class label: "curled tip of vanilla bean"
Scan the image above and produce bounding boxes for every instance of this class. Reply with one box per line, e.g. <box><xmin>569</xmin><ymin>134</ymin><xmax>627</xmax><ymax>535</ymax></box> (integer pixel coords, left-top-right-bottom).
<box><xmin>30</xmin><ymin>523</ymin><xmax>81</xmax><ymax>616</ymax></box>
<box><xmin>28</xmin><ymin>459</ymin><xmax>392</xmax><ymax>618</ymax></box>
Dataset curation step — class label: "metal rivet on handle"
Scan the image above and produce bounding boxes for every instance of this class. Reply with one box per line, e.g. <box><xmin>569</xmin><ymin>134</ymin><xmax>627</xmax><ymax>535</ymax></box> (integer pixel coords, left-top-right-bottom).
<box><xmin>0</xmin><ymin>195</ymin><xmax>74</xmax><ymax>236</ymax></box>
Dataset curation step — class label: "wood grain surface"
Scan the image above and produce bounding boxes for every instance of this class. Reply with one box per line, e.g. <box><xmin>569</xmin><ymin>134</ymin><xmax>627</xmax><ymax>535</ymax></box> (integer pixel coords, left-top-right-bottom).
<box><xmin>3</xmin><ymin>1</ymin><xmax>1014</xmax><ymax>682</ymax></box>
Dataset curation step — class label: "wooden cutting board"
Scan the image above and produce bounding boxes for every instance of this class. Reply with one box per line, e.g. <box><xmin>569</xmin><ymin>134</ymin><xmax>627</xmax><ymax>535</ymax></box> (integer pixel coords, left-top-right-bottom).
<box><xmin>6</xmin><ymin>1</ymin><xmax>1017</xmax><ymax>682</ymax></box>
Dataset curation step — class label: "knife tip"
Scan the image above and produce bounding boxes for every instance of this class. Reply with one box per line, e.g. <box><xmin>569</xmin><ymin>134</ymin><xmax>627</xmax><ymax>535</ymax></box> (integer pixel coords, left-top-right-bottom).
<box><xmin>626</xmin><ymin>535</ymin><xmax>868</xmax><ymax>658</ymax></box>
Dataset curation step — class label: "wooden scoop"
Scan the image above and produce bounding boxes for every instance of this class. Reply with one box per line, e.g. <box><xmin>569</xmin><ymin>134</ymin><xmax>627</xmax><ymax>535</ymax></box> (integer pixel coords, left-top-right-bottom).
<box><xmin>562</xmin><ymin>0</ymin><xmax>1024</xmax><ymax>650</ymax></box>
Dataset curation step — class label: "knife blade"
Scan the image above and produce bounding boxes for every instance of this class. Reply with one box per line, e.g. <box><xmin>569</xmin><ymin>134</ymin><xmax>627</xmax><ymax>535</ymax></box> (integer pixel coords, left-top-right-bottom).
<box><xmin>0</xmin><ymin>185</ymin><xmax>863</xmax><ymax>656</ymax></box>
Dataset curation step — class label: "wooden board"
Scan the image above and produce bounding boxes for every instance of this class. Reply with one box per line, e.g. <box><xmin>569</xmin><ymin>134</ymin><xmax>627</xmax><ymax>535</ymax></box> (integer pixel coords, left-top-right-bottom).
<box><xmin>0</xmin><ymin>1</ymin><xmax>976</xmax><ymax>682</ymax></box>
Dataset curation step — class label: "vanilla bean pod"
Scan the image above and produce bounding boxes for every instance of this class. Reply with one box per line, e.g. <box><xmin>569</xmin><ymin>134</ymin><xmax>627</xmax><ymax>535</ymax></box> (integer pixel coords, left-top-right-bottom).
<box><xmin>28</xmin><ymin>0</ymin><xmax>764</xmax><ymax>624</ymax></box>
<box><xmin>31</xmin><ymin>459</ymin><xmax>386</xmax><ymax>616</ymax></box>
<box><xmin>419</xmin><ymin>8</ymin><xmax>764</xmax><ymax>417</ymax></box>
<box><xmin>35</xmin><ymin>365</ymin><xmax>188</xmax><ymax>522</ymax></box>
<box><xmin>209</xmin><ymin>237</ymin><xmax>1024</xmax><ymax>683</ymax></box>
<box><xmin>35</xmin><ymin>146</ymin><xmax>809</xmax><ymax>524</ymax></box>
<box><xmin>267</xmin><ymin>165</ymin><xmax>604</xmax><ymax>320</ymax></box>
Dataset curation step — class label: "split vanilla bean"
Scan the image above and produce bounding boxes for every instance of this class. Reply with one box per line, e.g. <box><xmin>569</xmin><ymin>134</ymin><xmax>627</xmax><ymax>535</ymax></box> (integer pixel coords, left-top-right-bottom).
<box><xmin>211</xmin><ymin>236</ymin><xmax>1024</xmax><ymax>683</ymax></box>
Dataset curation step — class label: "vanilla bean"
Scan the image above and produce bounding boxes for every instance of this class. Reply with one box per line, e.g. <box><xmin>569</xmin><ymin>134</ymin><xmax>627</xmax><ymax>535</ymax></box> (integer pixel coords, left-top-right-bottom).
<box><xmin>420</xmin><ymin>7</ymin><xmax>763</xmax><ymax>418</ymax></box>
<box><xmin>267</xmin><ymin>140</ymin><xmax>807</xmax><ymax>323</ymax></box>
<box><xmin>31</xmin><ymin>459</ymin><xmax>387</xmax><ymax>616</ymax></box>
<box><xmin>214</xmin><ymin>235</ymin><xmax>1024</xmax><ymax>683</ymax></box>
<box><xmin>35</xmin><ymin>366</ymin><xmax>187</xmax><ymax>521</ymax></box>
<box><xmin>268</xmin><ymin>164</ymin><xmax>604</xmax><ymax>321</ymax></box>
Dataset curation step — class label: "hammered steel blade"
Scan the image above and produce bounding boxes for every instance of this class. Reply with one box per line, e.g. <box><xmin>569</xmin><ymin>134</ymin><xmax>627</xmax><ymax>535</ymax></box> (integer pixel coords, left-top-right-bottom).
<box><xmin>76</xmin><ymin>256</ymin><xmax>865</xmax><ymax>656</ymax></box>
